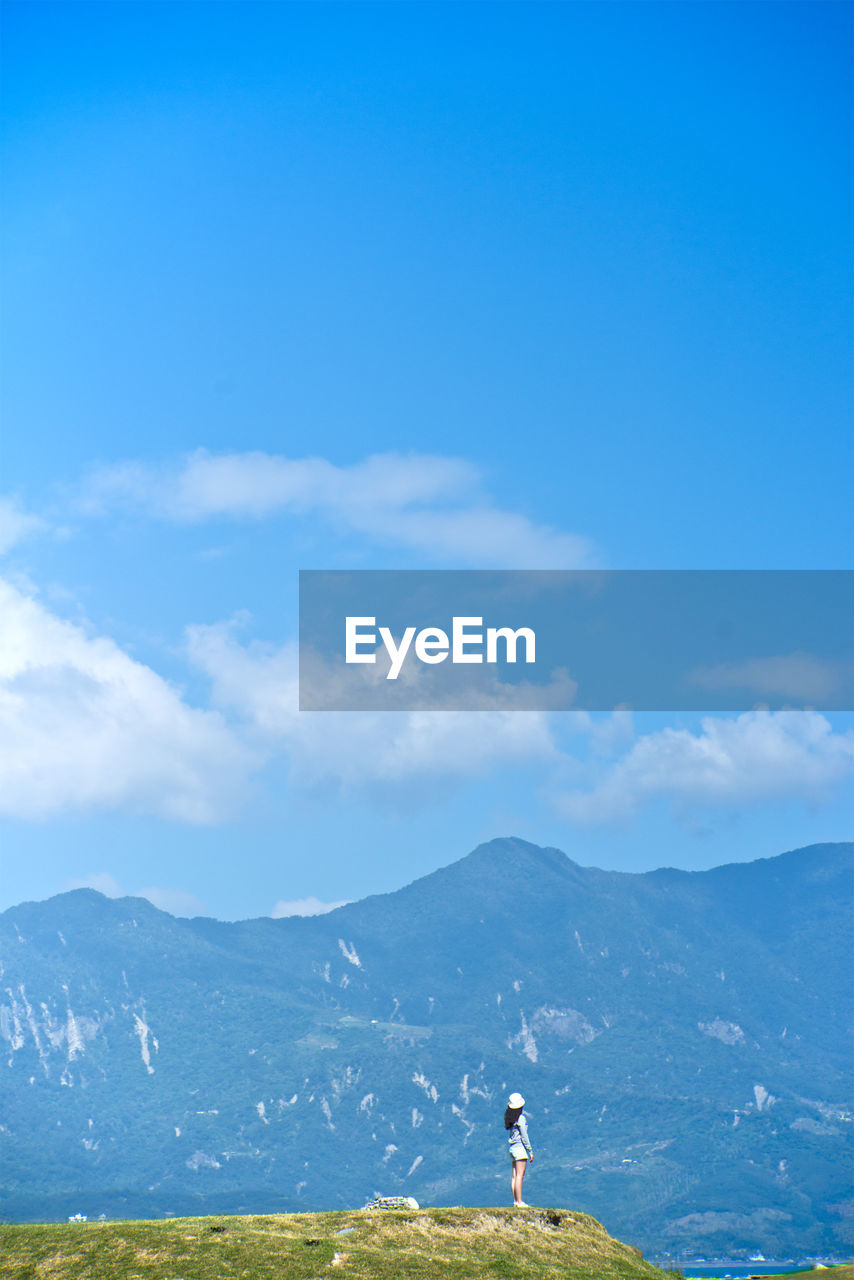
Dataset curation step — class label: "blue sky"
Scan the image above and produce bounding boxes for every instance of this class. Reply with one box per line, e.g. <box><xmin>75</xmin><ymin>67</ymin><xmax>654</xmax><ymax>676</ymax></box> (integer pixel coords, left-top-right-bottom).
<box><xmin>1</xmin><ymin>1</ymin><xmax>852</xmax><ymax>920</ymax></box>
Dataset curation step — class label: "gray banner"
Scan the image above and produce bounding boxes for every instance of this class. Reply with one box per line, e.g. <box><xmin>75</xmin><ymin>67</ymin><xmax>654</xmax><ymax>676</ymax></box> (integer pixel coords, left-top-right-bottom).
<box><xmin>299</xmin><ymin>570</ymin><xmax>853</xmax><ymax>711</ymax></box>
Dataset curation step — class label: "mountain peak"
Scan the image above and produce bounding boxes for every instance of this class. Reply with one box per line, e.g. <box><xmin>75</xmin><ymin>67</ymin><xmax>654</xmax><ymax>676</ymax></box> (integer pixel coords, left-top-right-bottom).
<box><xmin>462</xmin><ymin>835</ymin><xmax>580</xmax><ymax>880</ymax></box>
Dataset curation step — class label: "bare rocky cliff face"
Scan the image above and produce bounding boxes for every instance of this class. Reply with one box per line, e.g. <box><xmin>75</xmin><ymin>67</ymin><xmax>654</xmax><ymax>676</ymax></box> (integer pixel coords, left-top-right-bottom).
<box><xmin>1</xmin><ymin>838</ymin><xmax>851</xmax><ymax>1263</ymax></box>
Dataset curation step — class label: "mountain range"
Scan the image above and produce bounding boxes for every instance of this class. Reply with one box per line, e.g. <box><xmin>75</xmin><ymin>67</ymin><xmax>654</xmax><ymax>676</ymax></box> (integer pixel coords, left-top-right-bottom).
<box><xmin>1</xmin><ymin>837</ymin><xmax>851</xmax><ymax>1262</ymax></box>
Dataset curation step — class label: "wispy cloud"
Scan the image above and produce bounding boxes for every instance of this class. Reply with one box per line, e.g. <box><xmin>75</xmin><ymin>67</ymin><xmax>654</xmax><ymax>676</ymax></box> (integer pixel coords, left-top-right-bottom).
<box><xmin>0</xmin><ymin>578</ymin><xmax>255</xmax><ymax>822</ymax></box>
<box><xmin>689</xmin><ymin>653</ymin><xmax>847</xmax><ymax>703</ymax></box>
<box><xmin>3</xmin><ymin>578</ymin><xmax>848</xmax><ymax>832</ymax></box>
<box><xmin>272</xmin><ymin>897</ymin><xmax>350</xmax><ymax>918</ymax></box>
<box><xmin>0</xmin><ymin>497</ymin><xmax>47</xmax><ymax>555</ymax></box>
<box><xmin>186</xmin><ymin>617</ymin><xmax>557</xmax><ymax>795</ymax></box>
<box><xmin>137</xmin><ymin>886</ymin><xmax>206</xmax><ymax>916</ymax></box>
<box><xmin>81</xmin><ymin>449</ymin><xmax>597</xmax><ymax>568</ymax></box>
<box><xmin>555</xmin><ymin>710</ymin><xmax>854</xmax><ymax>823</ymax></box>
<box><xmin>187</xmin><ymin>619</ymin><xmax>854</xmax><ymax>821</ymax></box>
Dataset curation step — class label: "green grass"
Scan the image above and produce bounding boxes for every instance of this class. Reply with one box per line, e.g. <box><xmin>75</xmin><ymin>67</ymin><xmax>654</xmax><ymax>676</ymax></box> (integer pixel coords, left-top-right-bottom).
<box><xmin>0</xmin><ymin>1207</ymin><xmax>683</xmax><ymax>1279</ymax></box>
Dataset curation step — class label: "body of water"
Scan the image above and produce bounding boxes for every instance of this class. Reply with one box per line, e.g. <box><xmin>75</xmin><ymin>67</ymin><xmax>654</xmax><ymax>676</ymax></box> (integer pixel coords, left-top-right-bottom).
<box><xmin>675</xmin><ymin>1266</ymin><xmax>813</xmax><ymax>1278</ymax></box>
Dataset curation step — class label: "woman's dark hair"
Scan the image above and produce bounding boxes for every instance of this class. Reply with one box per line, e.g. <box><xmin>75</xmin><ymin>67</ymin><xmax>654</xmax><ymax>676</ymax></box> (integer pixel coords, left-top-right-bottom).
<box><xmin>504</xmin><ymin>1105</ymin><xmax>523</xmax><ymax>1130</ymax></box>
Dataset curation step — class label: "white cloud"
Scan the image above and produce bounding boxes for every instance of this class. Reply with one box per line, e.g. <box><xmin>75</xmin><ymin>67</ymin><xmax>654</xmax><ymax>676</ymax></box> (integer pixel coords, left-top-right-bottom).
<box><xmin>0</xmin><ymin>497</ymin><xmax>46</xmax><ymax>555</ymax></box>
<box><xmin>298</xmin><ymin>640</ymin><xmax>578</xmax><ymax>711</ymax></box>
<box><xmin>187</xmin><ymin>621</ymin><xmax>854</xmax><ymax>822</ymax></box>
<box><xmin>690</xmin><ymin>653</ymin><xmax>846</xmax><ymax>703</ymax></box>
<box><xmin>272</xmin><ymin>897</ymin><xmax>350</xmax><ymax>918</ymax></box>
<box><xmin>0</xmin><ymin>578</ymin><xmax>255</xmax><ymax>822</ymax></box>
<box><xmin>560</xmin><ymin>708</ymin><xmax>635</xmax><ymax>755</ymax></box>
<box><xmin>186</xmin><ymin>618</ymin><xmax>557</xmax><ymax>793</ymax></box>
<box><xmin>82</xmin><ymin>449</ymin><xmax>596</xmax><ymax>568</ymax></box>
<box><xmin>185</xmin><ymin>618</ymin><xmax>298</xmax><ymax>736</ymax></box>
<box><xmin>556</xmin><ymin>710</ymin><xmax>854</xmax><ymax>823</ymax></box>
<box><xmin>137</xmin><ymin>886</ymin><xmax>206</xmax><ymax>917</ymax></box>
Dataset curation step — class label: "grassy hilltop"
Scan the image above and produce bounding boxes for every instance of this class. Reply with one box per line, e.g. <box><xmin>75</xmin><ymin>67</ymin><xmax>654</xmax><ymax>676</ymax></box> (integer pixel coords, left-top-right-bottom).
<box><xmin>0</xmin><ymin>1206</ymin><xmax>680</xmax><ymax>1279</ymax></box>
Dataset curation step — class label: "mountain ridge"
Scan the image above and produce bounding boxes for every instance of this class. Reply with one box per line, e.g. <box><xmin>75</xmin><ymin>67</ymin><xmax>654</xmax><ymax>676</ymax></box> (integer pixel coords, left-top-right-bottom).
<box><xmin>1</xmin><ymin>838</ymin><xmax>851</xmax><ymax>1263</ymax></box>
<box><xmin>4</xmin><ymin>836</ymin><xmax>848</xmax><ymax>926</ymax></box>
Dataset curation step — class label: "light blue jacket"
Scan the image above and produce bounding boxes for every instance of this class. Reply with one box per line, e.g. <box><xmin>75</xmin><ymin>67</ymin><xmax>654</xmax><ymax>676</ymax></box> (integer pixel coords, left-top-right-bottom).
<box><xmin>507</xmin><ymin>1113</ymin><xmax>533</xmax><ymax>1159</ymax></box>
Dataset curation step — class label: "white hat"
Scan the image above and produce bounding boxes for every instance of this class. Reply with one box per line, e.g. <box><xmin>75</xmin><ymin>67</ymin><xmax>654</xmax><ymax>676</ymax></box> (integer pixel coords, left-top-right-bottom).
<box><xmin>508</xmin><ymin>1092</ymin><xmax>525</xmax><ymax>1109</ymax></box>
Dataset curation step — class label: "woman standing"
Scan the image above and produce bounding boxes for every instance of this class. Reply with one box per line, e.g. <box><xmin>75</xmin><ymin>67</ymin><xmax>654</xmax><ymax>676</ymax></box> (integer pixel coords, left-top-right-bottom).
<box><xmin>504</xmin><ymin>1091</ymin><xmax>533</xmax><ymax>1206</ymax></box>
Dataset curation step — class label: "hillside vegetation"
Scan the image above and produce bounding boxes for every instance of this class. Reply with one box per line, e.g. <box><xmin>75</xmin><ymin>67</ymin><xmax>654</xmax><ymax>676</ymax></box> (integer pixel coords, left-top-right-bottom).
<box><xmin>0</xmin><ymin>1207</ymin><xmax>680</xmax><ymax>1279</ymax></box>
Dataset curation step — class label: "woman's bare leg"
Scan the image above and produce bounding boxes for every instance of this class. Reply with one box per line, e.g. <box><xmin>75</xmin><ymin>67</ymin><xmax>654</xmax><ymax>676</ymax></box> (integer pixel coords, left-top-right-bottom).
<box><xmin>513</xmin><ymin>1158</ymin><xmax>527</xmax><ymax>1205</ymax></box>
